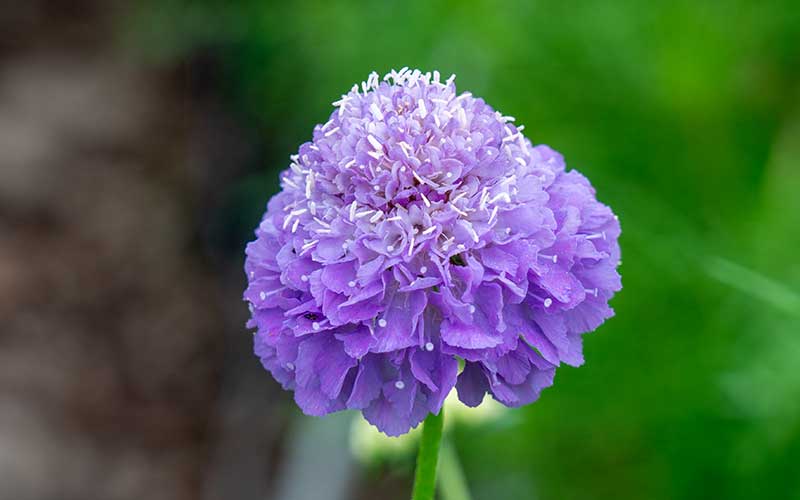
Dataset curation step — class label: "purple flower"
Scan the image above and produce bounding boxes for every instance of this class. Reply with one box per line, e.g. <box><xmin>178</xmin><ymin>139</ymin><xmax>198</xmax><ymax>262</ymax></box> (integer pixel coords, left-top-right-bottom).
<box><xmin>245</xmin><ymin>69</ymin><xmax>621</xmax><ymax>436</ymax></box>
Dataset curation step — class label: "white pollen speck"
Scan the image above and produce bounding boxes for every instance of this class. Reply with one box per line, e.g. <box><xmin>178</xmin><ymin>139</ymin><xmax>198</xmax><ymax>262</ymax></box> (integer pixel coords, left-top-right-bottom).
<box><xmin>312</xmin><ymin>322</ymin><xmax>320</xmax><ymax>331</ymax></box>
<box><xmin>544</xmin><ymin>298</ymin><xmax>553</xmax><ymax>307</ymax></box>
<box><xmin>378</xmin><ymin>318</ymin><xmax>387</xmax><ymax>328</ymax></box>
<box><xmin>286</xmin><ymin>362</ymin><xmax>295</xmax><ymax>370</ymax></box>
<box><xmin>395</xmin><ymin>381</ymin><xmax>405</xmax><ymax>390</ymax></box>
<box><xmin>341</xmin><ymin>242</ymin><xmax>349</xmax><ymax>249</ymax></box>
<box><xmin>386</xmin><ymin>245</ymin><xmax>394</xmax><ymax>252</ymax></box>
<box><xmin>457</xmin><ymin>244</ymin><xmax>466</xmax><ymax>250</ymax></box>
<box><xmin>249</xmin><ymin>271</ymin><xmax>254</xmax><ymax>278</ymax></box>
<box><xmin>419</xmin><ymin>266</ymin><xmax>428</xmax><ymax>274</ymax></box>
<box><xmin>400</xmin><ymin>166</ymin><xmax>407</xmax><ymax>172</ymax></box>
<box><xmin>348</xmin><ymin>280</ymin><xmax>356</xmax><ymax>287</ymax></box>
<box><xmin>373</xmin><ymin>185</ymin><xmax>381</xmax><ymax>191</ymax></box>
<box><xmin>469</xmin><ymin>305</ymin><xmax>476</xmax><ymax>314</ymax></box>
<box><xmin>300</xmin><ymin>275</ymin><xmax>309</xmax><ymax>282</ymax></box>
<box><xmin>446</xmin><ymin>172</ymin><xmax>453</xmax><ymax>178</ymax></box>
<box><xmin>425</xmin><ymin>342</ymin><xmax>434</xmax><ymax>352</ymax></box>
<box><xmin>259</xmin><ymin>291</ymin><xmax>266</xmax><ymax>300</ymax></box>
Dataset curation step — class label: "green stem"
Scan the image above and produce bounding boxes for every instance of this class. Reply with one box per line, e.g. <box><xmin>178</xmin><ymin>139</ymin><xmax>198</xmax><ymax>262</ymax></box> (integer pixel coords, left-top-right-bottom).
<box><xmin>411</xmin><ymin>409</ymin><xmax>445</xmax><ymax>500</ymax></box>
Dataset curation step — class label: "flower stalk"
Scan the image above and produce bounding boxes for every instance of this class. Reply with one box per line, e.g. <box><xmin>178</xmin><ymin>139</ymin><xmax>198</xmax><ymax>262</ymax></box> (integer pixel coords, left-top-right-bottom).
<box><xmin>411</xmin><ymin>409</ymin><xmax>445</xmax><ymax>500</ymax></box>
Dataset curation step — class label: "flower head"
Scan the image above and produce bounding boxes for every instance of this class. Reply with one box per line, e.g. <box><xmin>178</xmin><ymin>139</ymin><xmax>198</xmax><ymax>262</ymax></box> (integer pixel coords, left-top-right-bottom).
<box><xmin>245</xmin><ymin>69</ymin><xmax>621</xmax><ymax>436</ymax></box>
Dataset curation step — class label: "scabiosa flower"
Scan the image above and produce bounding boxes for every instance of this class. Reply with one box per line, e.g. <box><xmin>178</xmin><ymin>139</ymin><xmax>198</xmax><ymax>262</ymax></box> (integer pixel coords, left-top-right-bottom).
<box><xmin>245</xmin><ymin>69</ymin><xmax>621</xmax><ymax>436</ymax></box>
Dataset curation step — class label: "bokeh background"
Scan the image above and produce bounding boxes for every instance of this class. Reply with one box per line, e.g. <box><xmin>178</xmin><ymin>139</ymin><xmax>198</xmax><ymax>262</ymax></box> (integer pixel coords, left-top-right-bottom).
<box><xmin>2</xmin><ymin>1</ymin><xmax>799</xmax><ymax>499</ymax></box>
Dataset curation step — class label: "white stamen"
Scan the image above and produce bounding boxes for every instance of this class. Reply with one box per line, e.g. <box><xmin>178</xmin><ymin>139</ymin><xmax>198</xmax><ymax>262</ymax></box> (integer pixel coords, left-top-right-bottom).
<box><xmin>324</xmin><ymin>126</ymin><xmax>340</xmax><ymax>137</ymax></box>
<box><xmin>489</xmin><ymin>206</ymin><xmax>499</xmax><ymax>224</ymax></box>
<box><xmin>469</xmin><ymin>305</ymin><xmax>476</xmax><ymax>313</ymax></box>
<box><xmin>425</xmin><ymin>342</ymin><xmax>434</xmax><ymax>352</ymax></box>
<box><xmin>422</xmin><ymin>226</ymin><xmax>437</xmax><ymax>235</ymax></box>
<box><xmin>259</xmin><ymin>291</ymin><xmax>266</xmax><ymax>300</ymax></box>
<box><xmin>312</xmin><ymin>322</ymin><xmax>320</xmax><ymax>331</ymax></box>
<box><xmin>585</xmin><ymin>231</ymin><xmax>607</xmax><ymax>240</ymax></box>
<box><xmin>417</xmin><ymin>99</ymin><xmax>427</xmax><ymax>117</ymax></box>
<box><xmin>348</xmin><ymin>280</ymin><xmax>356</xmax><ymax>287</ymax></box>
<box><xmin>420</xmin><ymin>192</ymin><xmax>431</xmax><ymax>207</ymax></box>
<box><xmin>305</xmin><ymin>172</ymin><xmax>314</xmax><ymax>199</ymax></box>
<box><xmin>344</xmin><ymin>158</ymin><xmax>356</xmax><ymax>169</ymax></box>
<box><xmin>419</xmin><ymin>266</ymin><xmax>428</xmax><ymax>274</ymax></box>
<box><xmin>540</xmin><ymin>254</ymin><xmax>558</xmax><ymax>264</ymax></box>
<box><xmin>355</xmin><ymin>209</ymin><xmax>374</xmax><ymax>219</ymax></box>
<box><xmin>544</xmin><ymin>298</ymin><xmax>553</xmax><ymax>308</ymax></box>
<box><xmin>367</xmin><ymin>150</ymin><xmax>382</xmax><ymax>160</ymax></box>
<box><xmin>489</xmin><ymin>192</ymin><xmax>512</xmax><ymax>204</ymax></box>
<box><xmin>386</xmin><ymin>245</ymin><xmax>395</xmax><ymax>252</ymax></box>
<box><xmin>394</xmin><ymin>380</ymin><xmax>405</xmax><ymax>390</ymax></box>
<box><xmin>370</xmin><ymin>103</ymin><xmax>384</xmax><ymax>120</ymax></box>
<box><xmin>369</xmin><ymin>211</ymin><xmax>383</xmax><ymax>223</ymax></box>
<box><xmin>450</xmin><ymin>191</ymin><xmax>467</xmax><ymax>204</ymax></box>
<box><xmin>300</xmin><ymin>275</ymin><xmax>309</xmax><ymax>282</ymax></box>
<box><xmin>386</xmin><ymin>216</ymin><xmax>403</xmax><ymax>222</ymax></box>
<box><xmin>291</xmin><ymin>219</ymin><xmax>300</xmax><ymax>233</ymax></box>
<box><xmin>286</xmin><ymin>362</ymin><xmax>295</xmax><ymax>370</ymax></box>
<box><xmin>349</xmin><ymin>201</ymin><xmax>358</xmax><ymax>222</ymax></box>
<box><xmin>451</xmin><ymin>205</ymin><xmax>469</xmax><ymax>217</ymax></box>
<box><xmin>378</xmin><ymin>318</ymin><xmax>387</xmax><ymax>328</ymax></box>
<box><xmin>367</xmin><ymin>134</ymin><xmax>382</xmax><ymax>150</ymax></box>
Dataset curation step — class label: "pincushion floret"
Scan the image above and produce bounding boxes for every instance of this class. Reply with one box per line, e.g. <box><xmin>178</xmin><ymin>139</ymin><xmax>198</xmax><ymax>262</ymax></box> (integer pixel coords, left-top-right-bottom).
<box><xmin>244</xmin><ymin>68</ymin><xmax>621</xmax><ymax>436</ymax></box>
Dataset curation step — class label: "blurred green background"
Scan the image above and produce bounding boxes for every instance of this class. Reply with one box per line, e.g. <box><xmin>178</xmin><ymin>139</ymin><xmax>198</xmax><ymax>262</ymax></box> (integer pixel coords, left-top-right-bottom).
<box><xmin>5</xmin><ymin>1</ymin><xmax>792</xmax><ymax>499</ymax></box>
<box><xmin>131</xmin><ymin>0</ymin><xmax>800</xmax><ymax>498</ymax></box>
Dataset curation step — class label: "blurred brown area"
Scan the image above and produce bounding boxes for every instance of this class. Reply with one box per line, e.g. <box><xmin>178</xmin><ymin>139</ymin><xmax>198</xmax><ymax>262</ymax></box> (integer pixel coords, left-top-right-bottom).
<box><xmin>0</xmin><ymin>2</ymin><xmax>281</xmax><ymax>499</ymax></box>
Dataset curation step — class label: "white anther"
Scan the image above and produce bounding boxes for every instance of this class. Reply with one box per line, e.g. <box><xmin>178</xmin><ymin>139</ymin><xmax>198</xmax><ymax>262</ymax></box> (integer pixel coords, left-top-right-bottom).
<box><xmin>312</xmin><ymin>322</ymin><xmax>320</xmax><ymax>331</ymax></box>
<box><xmin>300</xmin><ymin>275</ymin><xmax>309</xmax><ymax>282</ymax></box>
<box><xmin>425</xmin><ymin>342</ymin><xmax>434</xmax><ymax>352</ymax></box>
<box><xmin>544</xmin><ymin>298</ymin><xmax>553</xmax><ymax>308</ymax></box>
<box><xmin>367</xmin><ymin>134</ymin><xmax>383</xmax><ymax>150</ymax></box>
<box><xmin>378</xmin><ymin>318</ymin><xmax>387</xmax><ymax>328</ymax></box>
<box><xmin>586</xmin><ymin>231</ymin><xmax>607</xmax><ymax>241</ymax></box>
<box><xmin>420</xmin><ymin>192</ymin><xmax>431</xmax><ymax>207</ymax></box>
<box><xmin>417</xmin><ymin>99</ymin><xmax>427</xmax><ymax>117</ymax></box>
<box><xmin>386</xmin><ymin>245</ymin><xmax>395</xmax><ymax>252</ymax></box>
<box><xmin>349</xmin><ymin>201</ymin><xmax>358</xmax><ymax>222</ymax></box>
<box><xmin>395</xmin><ymin>380</ymin><xmax>405</xmax><ymax>390</ymax></box>
<box><xmin>469</xmin><ymin>305</ymin><xmax>476</xmax><ymax>314</ymax></box>
<box><xmin>348</xmin><ymin>280</ymin><xmax>356</xmax><ymax>287</ymax></box>
<box><xmin>259</xmin><ymin>291</ymin><xmax>266</xmax><ymax>300</ymax></box>
<box><xmin>419</xmin><ymin>266</ymin><xmax>428</xmax><ymax>274</ymax></box>
<box><xmin>286</xmin><ymin>362</ymin><xmax>295</xmax><ymax>370</ymax></box>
